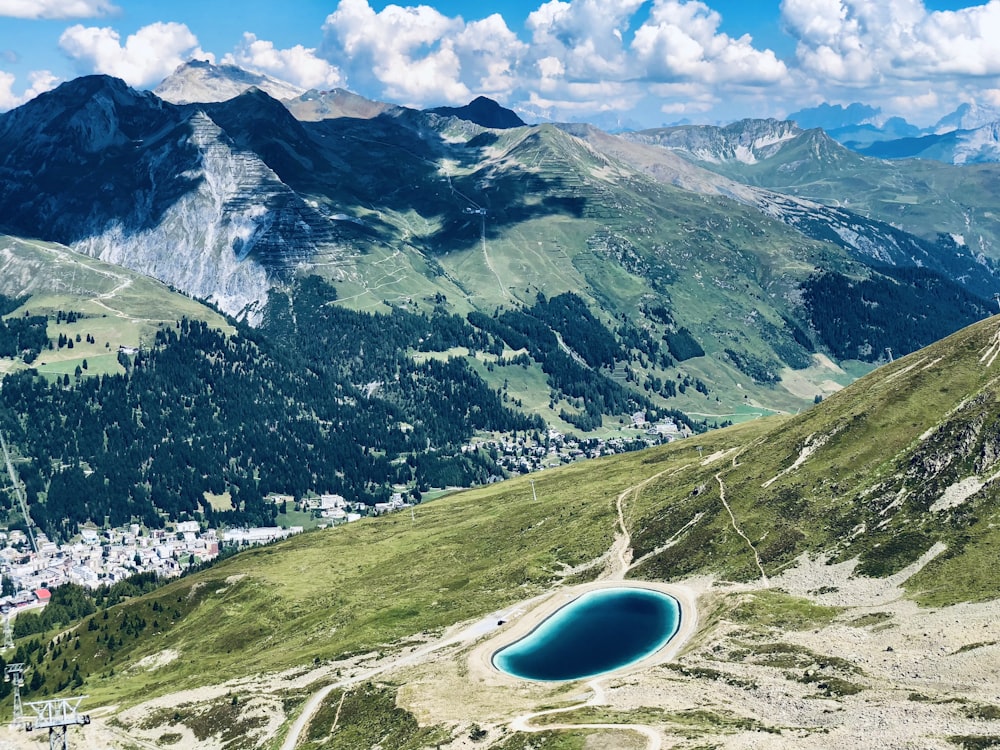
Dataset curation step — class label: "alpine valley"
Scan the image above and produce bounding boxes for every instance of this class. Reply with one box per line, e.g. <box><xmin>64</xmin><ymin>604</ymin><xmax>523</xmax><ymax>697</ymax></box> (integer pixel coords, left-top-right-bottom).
<box><xmin>0</xmin><ymin>62</ymin><xmax>997</xmax><ymax>749</ymax></box>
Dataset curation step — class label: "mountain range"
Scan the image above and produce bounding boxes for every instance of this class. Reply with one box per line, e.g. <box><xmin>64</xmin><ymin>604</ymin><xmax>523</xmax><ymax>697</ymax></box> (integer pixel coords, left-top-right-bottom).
<box><xmin>2</xmin><ymin>62</ymin><xmax>998</xmax><ymax>421</ymax></box>
<box><xmin>786</xmin><ymin>100</ymin><xmax>1000</xmax><ymax>164</ymax></box>
<box><xmin>0</xmin><ymin>59</ymin><xmax>999</xmax><ymax>750</ymax></box>
<box><xmin>5</xmin><ymin>299</ymin><xmax>999</xmax><ymax>750</ymax></box>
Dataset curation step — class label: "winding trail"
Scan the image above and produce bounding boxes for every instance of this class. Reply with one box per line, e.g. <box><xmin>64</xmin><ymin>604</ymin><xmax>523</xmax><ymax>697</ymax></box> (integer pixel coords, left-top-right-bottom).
<box><xmin>279</xmin><ymin>593</ymin><xmax>551</xmax><ymax>750</ymax></box>
<box><xmin>480</xmin><ymin>215</ymin><xmax>509</xmax><ymax>300</ymax></box>
<box><xmin>509</xmin><ymin>677</ymin><xmax>662</xmax><ymax>750</ymax></box>
<box><xmin>13</xmin><ymin>238</ymin><xmax>179</xmax><ymax>324</ymax></box>
<box><xmin>715</xmin><ymin>472</ymin><xmax>769</xmax><ymax>585</ymax></box>
<box><xmin>507</xmin><ymin>467</ymin><xmax>698</xmax><ymax>750</ymax></box>
<box><xmin>282</xmin><ymin>466</ymin><xmax>696</xmax><ymax>750</ymax></box>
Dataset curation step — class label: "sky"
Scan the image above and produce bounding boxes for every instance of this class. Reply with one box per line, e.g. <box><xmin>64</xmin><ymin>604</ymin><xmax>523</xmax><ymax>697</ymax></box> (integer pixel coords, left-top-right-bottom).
<box><xmin>0</xmin><ymin>0</ymin><xmax>998</xmax><ymax>127</ymax></box>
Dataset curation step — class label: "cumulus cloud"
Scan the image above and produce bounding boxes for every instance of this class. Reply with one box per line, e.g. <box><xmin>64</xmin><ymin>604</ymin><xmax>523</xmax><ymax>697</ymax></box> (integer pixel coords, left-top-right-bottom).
<box><xmin>323</xmin><ymin>0</ymin><xmax>530</xmax><ymax>105</ymax></box>
<box><xmin>522</xmin><ymin>84</ymin><xmax>638</xmax><ymax>117</ymax></box>
<box><xmin>526</xmin><ymin>0</ymin><xmax>643</xmax><ymax>80</ymax></box>
<box><xmin>889</xmin><ymin>89</ymin><xmax>939</xmax><ymax>116</ymax></box>
<box><xmin>317</xmin><ymin>0</ymin><xmax>786</xmax><ymax>122</ymax></box>
<box><xmin>0</xmin><ymin>0</ymin><xmax>117</xmax><ymax>19</ymax></box>
<box><xmin>59</xmin><ymin>21</ymin><xmax>214</xmax><ymax>88</ymax></box>
<box><xmin>223</xmin><ymin>33</ymin><xmax>344</xmax><ymax>90</ymax></box>
<box><xmin>452</xmin><ymin>14</ymin><xmax>528</xmax><ymax>97</ymax></box>
<box><xmin>782</xmin><ymin>0</ymin><xmax>1000</xmax><ymax>83</ymax></box>
<box><xmin>0</xmin><ymin>69</ymin><xmax>59</xmax><ymax>110</ymax></box>
<box><xmin>632</xmin><ymin>0</ymin><xmax>787</xmax><ymax>84</ymax></box>
<box><xmin>984</xmin><ymin>88</ymin><xmax>1000</xmax><ymax>108</ymax></box>
<box><xmin>322</xmin><ymin>0</ymin><xmax>469</xmax><ymax>104</ymax></box>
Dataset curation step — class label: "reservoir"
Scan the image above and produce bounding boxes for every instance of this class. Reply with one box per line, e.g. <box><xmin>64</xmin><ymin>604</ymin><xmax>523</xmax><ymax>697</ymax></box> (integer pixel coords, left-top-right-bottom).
<box><xmin>492</xmin><ymin>587</ymin><xmax>680</xmax><ymax>681</ymax></box>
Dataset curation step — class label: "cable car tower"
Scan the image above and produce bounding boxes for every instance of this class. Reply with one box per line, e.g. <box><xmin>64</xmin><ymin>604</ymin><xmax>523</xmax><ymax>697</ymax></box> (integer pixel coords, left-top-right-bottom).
<box><xmin>5</xmin><ymin>663</ymin><xmax>26</xmax><ymax>728</ymax></box>
<box><xmin>24</xmin><ymin>697</ymin><xmax>90</xmax><ymax>750</ymax></box>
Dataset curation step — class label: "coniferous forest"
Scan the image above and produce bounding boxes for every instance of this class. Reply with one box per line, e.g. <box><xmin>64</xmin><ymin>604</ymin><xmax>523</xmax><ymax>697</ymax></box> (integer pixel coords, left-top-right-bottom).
<box><xmin>802</xmin><ymin>268</ymin><xmax>992</xmax><ymax>361</ymax></box>
<box><xmin>1</xmin><ymin>260</ymin><xmax>991</xmax><ymax>540</ymax></box>
<box><xmin>0</xmin><ymin>279</ymin><xmax>687</xmax><ymax>540</ymax></box>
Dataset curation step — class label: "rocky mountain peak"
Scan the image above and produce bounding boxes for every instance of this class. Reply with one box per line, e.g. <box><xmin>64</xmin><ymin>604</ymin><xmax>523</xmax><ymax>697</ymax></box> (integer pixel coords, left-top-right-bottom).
<box><xmin>0</xmin><ymin>74</ymin><xmax>168</xmax><ymax>156</ymax></box>
<box><xmin>427</xmin><ymin>96</ymin><xmax>525</xmax><ymax>129</ymax></box>
<box><xmin>284</xmin><ymin>87</ymin><xmax>398</xmax><ymax>122</ymax></box>
<box><xmin>934</xmin><ymin>101</ymin><xmax>1000</xmax><ymax>134</ymax></box>
<box><xmin>624</xmin><ymin>118</ymin><xmax>803</xmax><ymax>165</ymax></box>
<box><xmin>154</xmin><ymin>60</ymin><xmax>304</xmax><ymax>105</ymax></box>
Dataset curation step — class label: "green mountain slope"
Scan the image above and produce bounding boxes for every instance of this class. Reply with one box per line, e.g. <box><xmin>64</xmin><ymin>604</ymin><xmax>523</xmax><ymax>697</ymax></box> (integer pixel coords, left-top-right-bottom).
<box><xmin>8</xmin><ymin>315</ymin><xmax>1000</xmax><ymax>748</ymax></box>
<box><xmin>3</xmin><ymin>78</ymin><xmax>997</xmax><ymax>423</ymax></box>
<box><xmin>0</xmin><ymin>234</ymin><xmax>231</xmax><ymax>380</ymax></box>
<box><xmin>633</xmin><ymin>123</ymin><xmax>1000</xmax><ymax>262</ymax></box>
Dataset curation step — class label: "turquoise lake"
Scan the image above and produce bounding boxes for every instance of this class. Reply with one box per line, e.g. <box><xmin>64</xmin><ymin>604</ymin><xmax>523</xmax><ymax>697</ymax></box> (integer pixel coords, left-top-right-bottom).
<box><xmin>492</xmin><ymin>587</ymin><xmax>681</xmax><ymax>681</ymax></box>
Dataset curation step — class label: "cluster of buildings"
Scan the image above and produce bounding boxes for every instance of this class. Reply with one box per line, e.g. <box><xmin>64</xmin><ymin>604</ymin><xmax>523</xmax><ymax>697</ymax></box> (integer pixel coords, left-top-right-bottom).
<box><xmin>0</xmin><ymin>417</ymin><xmax>688</xmax><ymax>604</ymax></box>
<box><xmin>0</xmin><ymin>491</ymin><xmax>407</xmax><ymax>602</ymax></box>
<box><xmin>468</xmin><ymin>418</ymin><xmax>688</xmax><ymax>476</ymax></box>
<box><xmin>0</xmin><ymin>521</ymin><xmax>305</xmax><ymax>603</ymax></box>
<box><xmin>0</xmin><ymin>524</ymin><xmax>221</xmax><ymax>600</ymax></box>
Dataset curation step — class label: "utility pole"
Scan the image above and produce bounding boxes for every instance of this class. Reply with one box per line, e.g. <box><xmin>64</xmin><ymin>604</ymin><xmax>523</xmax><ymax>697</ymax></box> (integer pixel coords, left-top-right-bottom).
<box><xmin>6</xmin><ymin>663</ymin><xmax>26</xmax><ymax>728</ymax></box>
<box><xmin>530</xmin><ymin>479</ymin><xmax>537</xmax><ymax>502</ymax></box>
<box><xmin>0</xmin><ymin>431</ymin><xmax>37</xmax><ymax>554</ymax></box>
<box><xmin>23</xmin><ymin>697</ymin><xmax>90</xmax><ymax>750</ymax></box>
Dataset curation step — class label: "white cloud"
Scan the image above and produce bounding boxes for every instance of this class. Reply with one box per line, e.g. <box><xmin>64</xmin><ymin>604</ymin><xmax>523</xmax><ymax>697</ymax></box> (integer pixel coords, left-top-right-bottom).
<box><xmin>888</xmin><ymin>89</ymin><xmax>938</xmax><ymax>118</ymax></box>
<box><xmin>781</xmin><ymin>0</ymin><xmax>1000</xmax><ymax>83</ymax></box>
<box><xmin>526</xmin><ymin>0</ymin><xmax>644</xmax><ymax>80</ymax></box>
<box><xmin>308</xmin><ymin>0</ymin><xmax>996</xmax><ymax>126</ymax></box>
<box><xmin>322</xmin><ymin>1</ymin><xmax>531</xmax><ymax>106</ymax></box>
<box><xmin>632</xmin><ymin>0</ymin><xmax>787</xmax><ymax>84</ymax></box>
<box><xmin>452</xmin><ymin>14</ymin><xmax>528</xmax><ymax>97</ymax></box>
<box><xmin>322</xmin><ymin>0</ymin><xmax>467</xmax><ymax>104</ymax></box>
<box><xmin>0</xmin><ymin>0</ymin><xmax>117</xmax><ymax>19</ymax></box>
<box><xmin>0</xmin><ymin>69</ymin><xmax>59</xmax><ymax>110</ymax></box>
<box><xmin>59</xmin><ymin>22</ymin><xmax>214</xmax><ymax>88</ymax></box>
<box><xmin>984</xmin><ymin>88</ymin><xmax>1000</xmax><ymax>108</ymax></box>
<box><xmin>523</xmin><ymin>85</ymin><xmax>637</xmax><ymax>116</ymax></box>
<box><xmin>223</xmin><ymin>33</ymin><xmax>344</xmax><ymax>90</ymax></box>
<box><xmin>0</xmin><ymin>71</ymin><xmax>17</xmax><ymax>109</ymax></box>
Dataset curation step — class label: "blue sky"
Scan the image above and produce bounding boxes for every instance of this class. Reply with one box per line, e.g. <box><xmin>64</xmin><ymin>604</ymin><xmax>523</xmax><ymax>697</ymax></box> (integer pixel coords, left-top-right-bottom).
<box><xmin>1</xmin><ymin>0</ymin><xmax>998</xmax><ymax>127</ymax></box>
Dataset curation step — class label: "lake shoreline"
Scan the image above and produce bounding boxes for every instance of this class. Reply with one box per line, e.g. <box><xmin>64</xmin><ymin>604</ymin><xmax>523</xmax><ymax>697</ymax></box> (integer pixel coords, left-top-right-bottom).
<box><xmin>468</xmin><ymin>579</ymin><xmax>701</xmax><ymax>686</ymax></box>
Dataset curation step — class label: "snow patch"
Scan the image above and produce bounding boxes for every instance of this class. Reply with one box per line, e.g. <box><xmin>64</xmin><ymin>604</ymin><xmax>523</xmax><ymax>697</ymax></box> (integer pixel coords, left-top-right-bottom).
<box><xmin>978</xmin><ymin>325</ymin><xmax>1000</xmax><ymax>368</ymax></box>
<box><xmin>920</xmin><ymin>357</ymin><xmax>944</xmax><ymax>371</ymax></box>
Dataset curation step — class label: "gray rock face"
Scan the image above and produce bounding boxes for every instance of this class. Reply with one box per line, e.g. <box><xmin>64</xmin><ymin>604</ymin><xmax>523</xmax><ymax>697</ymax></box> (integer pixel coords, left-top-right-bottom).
<box><xmin>154</xmin><ymin>60</ymin><xmax>304</xmax><ymax>105</ymax></box>
<box><xmin>625</xmin><ymin>119</ymin><xmax>803</xmax><ymax>164</ymax></box>
<box><xmin>71</xmin><ymin>112</ymin><xmax>280</xmax><ymax>322</ymax></box>
<box><xmin>0</xmin><ymin>75</ymin><xmax>339</xmax><ymax>323</ymax></box>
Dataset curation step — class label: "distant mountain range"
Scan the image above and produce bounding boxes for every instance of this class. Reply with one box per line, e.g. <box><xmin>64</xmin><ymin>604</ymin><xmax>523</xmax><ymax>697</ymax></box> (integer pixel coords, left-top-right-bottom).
<box><xmin>1</xmin><ymin>61</ymin><xmax>999</xmax><ymax>429</ymax></box>
<box><xmin>854</xmin><ymin>121</ymin><xmax>1000</xmax><ymax>164</ymax></box>
<box><xmin>2</xmin><ymin>61</ymin><xmax>999</xmax><ymax>749</ymax></box>
<box><xmin>786</xmin><ymin>100</ymin><xmax>1000</xmax><ymax>164</ymax></box>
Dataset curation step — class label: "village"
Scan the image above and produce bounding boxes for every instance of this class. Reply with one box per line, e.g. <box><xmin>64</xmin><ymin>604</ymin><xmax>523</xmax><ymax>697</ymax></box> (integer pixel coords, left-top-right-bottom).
<box><xmin>474</xmin><ymin>419</ymin><xmax>688</xmax><ymax>476</ymax></box>
<box><xmin>0</xmin><ymin>418</ymin><xmax>689</xmax><ymax>608</ymax></box>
